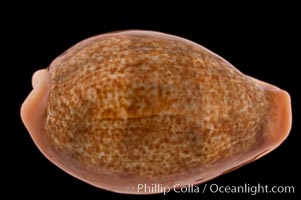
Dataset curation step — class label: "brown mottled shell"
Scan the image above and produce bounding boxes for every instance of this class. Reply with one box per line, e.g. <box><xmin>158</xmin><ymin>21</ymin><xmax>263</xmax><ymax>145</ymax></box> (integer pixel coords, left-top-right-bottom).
<box><xmin>21</xmin><ymin>30</ymin><xmax>291</xmax><ymax>194</ymax></box>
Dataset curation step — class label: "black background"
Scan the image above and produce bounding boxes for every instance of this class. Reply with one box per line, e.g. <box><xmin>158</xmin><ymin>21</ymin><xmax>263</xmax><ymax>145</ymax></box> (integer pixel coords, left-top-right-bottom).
<box><xmin>8</xmin><ymin>3</ymin><xmax>300</xmax><ymax>200</ymax></box>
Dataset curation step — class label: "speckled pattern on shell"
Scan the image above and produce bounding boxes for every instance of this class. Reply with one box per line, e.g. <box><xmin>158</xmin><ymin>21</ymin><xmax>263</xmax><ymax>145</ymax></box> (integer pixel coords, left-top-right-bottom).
<box><xmin>45</xmin><ymin>31</ymin><xmax>268</xmax><ymax>179</ymax></box>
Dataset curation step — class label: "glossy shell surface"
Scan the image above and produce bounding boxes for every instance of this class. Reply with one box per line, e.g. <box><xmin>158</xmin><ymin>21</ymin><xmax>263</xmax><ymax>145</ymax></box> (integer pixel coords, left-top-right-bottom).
<box><xmin>21</xmin><ymin>30</ymin><xmax>291</xmax><ymax>194</ymax></box>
